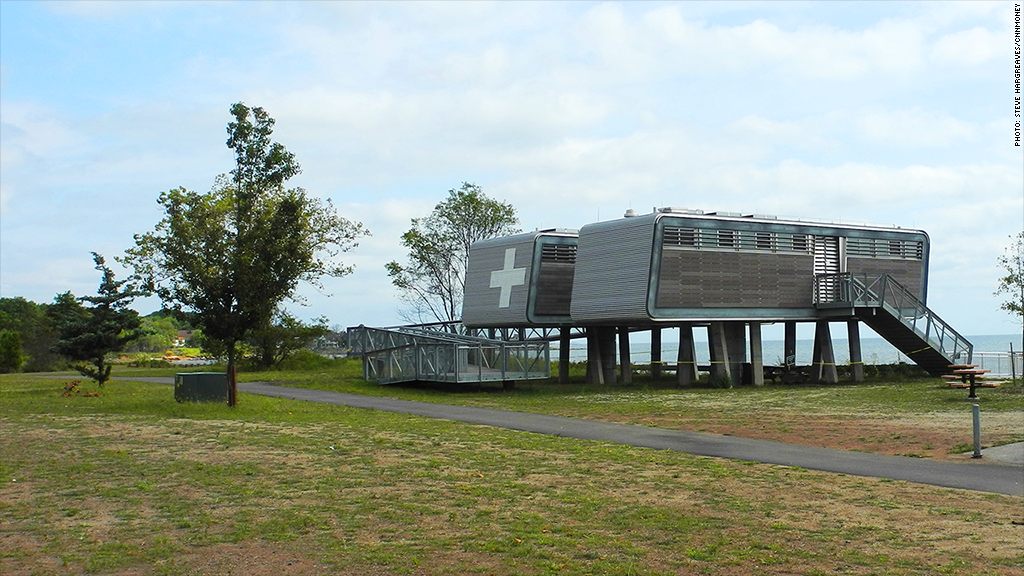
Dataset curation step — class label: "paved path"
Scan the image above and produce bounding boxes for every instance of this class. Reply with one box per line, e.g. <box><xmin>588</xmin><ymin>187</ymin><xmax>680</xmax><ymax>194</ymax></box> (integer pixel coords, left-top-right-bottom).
<box><xmin>121</xmin><ymin>377</ymin><xmax>1024</xmax><ymax>496</ymax></box>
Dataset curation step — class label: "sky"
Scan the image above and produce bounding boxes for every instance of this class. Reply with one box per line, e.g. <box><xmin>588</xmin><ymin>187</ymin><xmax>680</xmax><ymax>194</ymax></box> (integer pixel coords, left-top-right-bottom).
<box><xmin>1</xmin><ymin>0</ymin><xmax>1022</xmax><ymax>343</ymax></box>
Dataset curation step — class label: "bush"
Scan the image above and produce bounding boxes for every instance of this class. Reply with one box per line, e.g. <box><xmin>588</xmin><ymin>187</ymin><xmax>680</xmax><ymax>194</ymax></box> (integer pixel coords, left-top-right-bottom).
<box><xmin>275</xmin><ymin>349</ymin><xmax>341</xmax><ymax>371</ymax></box>
<box><xmin>127</xmin><ymin>357</ymin><xmax>174</xmax><ymax>368</ymax></box>
<box><xmin>707</xmin><ymin>372</ymin><xmax>733</xmax><ymax>389</ymax></box>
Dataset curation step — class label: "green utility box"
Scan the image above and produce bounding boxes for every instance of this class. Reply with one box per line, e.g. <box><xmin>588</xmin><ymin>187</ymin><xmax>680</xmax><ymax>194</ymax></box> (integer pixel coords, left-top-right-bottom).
<box><xmin>174</xmin><ymin>372</ymin><xmax>228</xmax><ymax>403</ymax></box>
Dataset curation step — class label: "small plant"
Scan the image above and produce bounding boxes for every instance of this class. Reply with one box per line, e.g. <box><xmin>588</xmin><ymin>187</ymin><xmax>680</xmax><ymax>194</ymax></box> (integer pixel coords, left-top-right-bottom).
<box><xmin>61</xmin><ymin>380</ymin><xmax>81</xmax><ymax>397</ymax></box>
<box><xmin>708</xmin><ymin>373</ymin><xmax>733</xmax><ymax>389</ymax></box>
<box><xmin>60</xmin><ymin>380</ymin><xmax>99</xmax><ymax>398</ymax></box>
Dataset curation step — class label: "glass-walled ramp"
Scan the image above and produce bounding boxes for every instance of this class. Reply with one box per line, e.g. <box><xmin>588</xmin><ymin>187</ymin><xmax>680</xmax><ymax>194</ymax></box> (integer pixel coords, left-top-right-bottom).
<box><xmin>347</xmin><ymin>325</ymin><xmax>550</xmax><ymax>385</ymax></box>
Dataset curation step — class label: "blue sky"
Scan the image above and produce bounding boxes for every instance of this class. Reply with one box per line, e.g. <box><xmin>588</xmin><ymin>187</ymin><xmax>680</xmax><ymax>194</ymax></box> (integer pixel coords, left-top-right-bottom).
<box><xmin>1</xmin><ymin>1</ymin><xmax>1021</xmax><ymax>341</ymax></box>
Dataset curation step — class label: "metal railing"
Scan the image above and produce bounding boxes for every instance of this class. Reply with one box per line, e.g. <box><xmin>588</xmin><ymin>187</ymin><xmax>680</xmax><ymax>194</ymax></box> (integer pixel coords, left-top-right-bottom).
<box><xmin>351</xmin><ymin>321</ymin><xmax>585</xmax><ymax>345</ymax></box>
<box><xmin>813</xmin><ymin>273</ymin><xmax>973</xmax><ymax>365</ymax></box>
<box><xmin>972</xmin><ymin>351</ymin><xmax>1023</xmax><ymax>379</ymax></box>
<box><xmin>348</xmin><ymin>325</ymin><xmax>550</xmax><ymax>385</ymax></box>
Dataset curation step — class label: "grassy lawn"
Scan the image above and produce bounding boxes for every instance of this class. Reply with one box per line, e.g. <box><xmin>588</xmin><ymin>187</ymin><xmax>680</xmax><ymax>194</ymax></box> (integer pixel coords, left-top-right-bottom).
<box><xmin>2</xmin><ymin>367</ymin><xmax>1022</xmax><ymax>575</ymax></box>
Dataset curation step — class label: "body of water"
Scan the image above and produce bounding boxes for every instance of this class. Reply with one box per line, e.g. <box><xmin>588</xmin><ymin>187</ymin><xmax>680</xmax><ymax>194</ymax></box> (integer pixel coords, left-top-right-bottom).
<box><xmin>557</xmin><ymin>333</ymin><xmax>1022</xmax><ymax>369</ymax></box>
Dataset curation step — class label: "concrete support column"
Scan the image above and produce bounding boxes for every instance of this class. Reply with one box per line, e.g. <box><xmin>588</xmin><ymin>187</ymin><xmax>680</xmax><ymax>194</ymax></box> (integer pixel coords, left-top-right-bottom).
<box><xmin>784</xmin><ymin>321</ymin><xmax>797</xmax><ymax>368</ymax></box>
<box><xmin>812</xmin><ymin>321</ymin><xmax>838</xmax><ymax>384</ymax></box>
<box><xmin>724</xmin><ymin>322</ymin><xmax>747</xmax><ymax>384</ymax></box>
<box><xmin>709</xmin><ymin>322</ymin><xmax>732</xmax><ymax>382</ymax></box>
<box><xmin>558</xmin><ymin>327</ymin><xmax>571</xmax><ymax>384</ymax></box>
<box><xmin>847</xmin><ymin>320</ymin><xmax>864</xmax><ymax>382</ymax></box>
<box><xmin>651</xmin><ymin>327</ymin><xmax>662</xmax><ymax>380</ymax></box>
<box><xmin>618</xmin><ymin>327</ymin><xmax>632</xmax><ymax>384</ymax></box>
<box><xmin>677</xmin><ymin>323</ymin><xmax>697</xmax><ymax>386</ymax></box>
<box><xmin>750</xmin><ymin>322</ymin><xmax>764</xmax><ymax>386</ymax></box>
<box><xmin>586</xmin><ymin>328</ymin><xmax>602</xmax><ymax>384</ymax></box>
<box><xmin>599</xmin><ymin>327</ymin><xmax>617</xmax><ymax>385</ymax></box>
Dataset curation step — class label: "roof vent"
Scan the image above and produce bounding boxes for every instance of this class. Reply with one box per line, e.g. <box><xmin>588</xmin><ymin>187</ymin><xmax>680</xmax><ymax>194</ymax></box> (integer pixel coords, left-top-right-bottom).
<box><xmin>623</xmin><ymin>208</ymin><xmax>638</xmax><ymax>218</ymax></box>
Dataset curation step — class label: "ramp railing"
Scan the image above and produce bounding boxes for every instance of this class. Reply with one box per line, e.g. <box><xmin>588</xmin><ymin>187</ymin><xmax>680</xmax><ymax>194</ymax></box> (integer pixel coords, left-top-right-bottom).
<box><xmin>814</xmin><ymin>273</ymin><xmax>973</xmax><ymax>365</ymax></box>
<box><xmin>348</xmin><ymin>325</ymin><xmax>550</xmax><ymax>385</ymax></box>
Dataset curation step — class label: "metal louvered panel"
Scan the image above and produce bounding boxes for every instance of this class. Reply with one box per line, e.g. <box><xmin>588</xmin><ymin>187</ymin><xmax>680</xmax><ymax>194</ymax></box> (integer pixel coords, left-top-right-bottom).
<box><xmin>541</xmin><ymin>243</ymin><xmax>577</xmax><ymax>263</ymax></box>
<box><xmin>813</xmin><ymin>236</ymin><xmax>840</xmax><ymax>276</ymax></box>
<box><xmin>847</xmin><ymin>237</ymin><xmax>924</xmax><ymax>260</ymax></box>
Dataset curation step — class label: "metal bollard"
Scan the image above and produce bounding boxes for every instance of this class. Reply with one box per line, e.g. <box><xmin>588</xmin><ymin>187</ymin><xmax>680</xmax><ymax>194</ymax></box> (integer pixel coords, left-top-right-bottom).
<box><xmin>972</xmin><ymin>403</ymin><xmax>982</xmax><ymax>459</ymax></box>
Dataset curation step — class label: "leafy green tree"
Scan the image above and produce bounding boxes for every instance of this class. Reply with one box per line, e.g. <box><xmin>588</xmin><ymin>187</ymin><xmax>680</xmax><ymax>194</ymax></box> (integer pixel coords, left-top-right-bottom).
<box><xmin>0</xmin><ymin>331</ymin><xmax>26</xmax><ymax>373</ymax></box>
<box><xmin>0</xmin><ymin>297</ymin><xmax>62</xmax><ymax>372</ymax></box>
<box><xmin>247</xmin><ymin>310</ymin><xmax>330</xmax><ymax>370</ymax></box>
<box><xmin>121</xmin><ymin>102</ymin><xmax>368</xmax><ymax>405</ymax></box>
<box><xmin>995</xmin><ymin>231</ymin><xmax>1024</xmax><ymax>347</ymax></box>
<box><xmin>386</xmin><ymin>182</ymin><xmax>519</xmax><ymax>323</ymax></box>
<box><xmin>128</xmin><ymin>312</ymin><xmax>184</xmax><ymax>353</ymax></box>
<box><xmin>51</xmin><ymin>253</ymin><xmax>146</xmax><ymax>386</ymax></box>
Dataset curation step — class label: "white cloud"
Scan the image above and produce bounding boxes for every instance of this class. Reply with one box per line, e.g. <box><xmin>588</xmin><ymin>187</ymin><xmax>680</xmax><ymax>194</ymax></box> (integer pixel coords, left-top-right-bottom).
<box><xmin>855</xmin><ymin>108</ymin><xmax>979</xmax><ymax>147</ymax></box>
<box><xmin>930</xmin><ymin>26</ymin><xmax>1000</xmax><ymax>66</ymax></box>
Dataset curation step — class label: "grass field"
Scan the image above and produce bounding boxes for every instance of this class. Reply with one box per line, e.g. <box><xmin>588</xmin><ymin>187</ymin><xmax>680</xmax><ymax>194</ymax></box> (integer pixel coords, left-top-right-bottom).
<box><xmin>2</xmin><ymin>365</ymin><xmax>1022</xmax><ymax>575</ymax></box>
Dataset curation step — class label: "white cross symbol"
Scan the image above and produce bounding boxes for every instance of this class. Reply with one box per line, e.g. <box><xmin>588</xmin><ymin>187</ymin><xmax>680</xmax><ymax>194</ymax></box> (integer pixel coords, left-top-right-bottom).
<box><xmin>489</xmin><ymin>248</ymin><xmax>526</xmax><ymax>308</ymax></box>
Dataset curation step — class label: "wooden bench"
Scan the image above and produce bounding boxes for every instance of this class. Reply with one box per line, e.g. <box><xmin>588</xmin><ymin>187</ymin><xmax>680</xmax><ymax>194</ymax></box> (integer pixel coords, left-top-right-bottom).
<box><xmin>947</xmin><ymin>365</ymin><xmax>991</xmax><ymax>399</ymax></box>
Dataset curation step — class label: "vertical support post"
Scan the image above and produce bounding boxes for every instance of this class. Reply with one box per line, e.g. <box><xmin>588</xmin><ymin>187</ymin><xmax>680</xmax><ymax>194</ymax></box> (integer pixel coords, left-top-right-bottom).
<box><xmin>812</xmin><ymin>321</ymin><xmax>838</xmax><ymax>384</ymax></box>
<box><xmin>677</xmin><ymin>323</ymin><xmax>697</xmax><ymax>386</ymax></box>
<box><xmin>586</xmin><ymin>328</ymin><xmax>602</xmax><ymax>384</ymax></box>
<box><xmin>784</xmin><ymin>321</ymin><xmax>797</xmax><ymax>369</ymax></box>
<box><xmin>749</xmin><ymin>322</ymin><xmax>764</xmax><ymax>386</ymax></box>
<box><xmin>847</xmin><ymin>319</ymin><xmax>864</xmax><ymax>382</ymax></box>
<box><xmin>972</xmin><ymin>403</ymin><xmax>982</xmax><ymax>458</ymax></box>
<box><xmin>618</xmin><ymin>327</ymin><xmax>632</xmax><ymax>384</ymax></box>
<box><xmin>651</xmin><ymin>327</ymin><xmax>662</xmax><ymax>380</ymax></box>
<box><xmin>709</xmin><ymin>322</ymin><xmax>732</xmax><ymax>383</ymax></box>
<box><xmin>724</xmin><ymin>322</ymin><xmax>747</xmax><ymax>385</ymax></box>
<box><xmin>601</xmin><ymin>327</ymin><xmax>617</xmax><ymax>386</ymax></box>
<box><xmin>558</xmin><ymin>327</ymin><xmax>571</xmax><ymax>384</ymax></box>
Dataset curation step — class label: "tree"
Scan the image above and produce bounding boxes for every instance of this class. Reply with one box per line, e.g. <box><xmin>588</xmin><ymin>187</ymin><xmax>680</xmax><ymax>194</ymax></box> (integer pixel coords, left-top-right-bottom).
<box><xmin>121</xmin><ymin>102</ymin><xmax>368</xmax><ymax>405</ymax></box>
<box><xmin>51</xmin><ymin>253</ymin><xmax>145</xmax><ymax>386</ymax></box>
<box><xmin>247</xmin><ymin>310</ymin><xmax>329</xmax><ymax>370</ymax></box>
<box><xmin>127</xmin><ymin>312</ymin><xmax>184</xmax><ymax>353</ymax></box>
<box><xmin>386</xmin><ymin>182</ymin><xmax>519</xmax><ymax>323</ymax></box>
<box><xmin>0</xmin><ymin>297</ymin><xmax>62</xmax><ymax>372</ymax></box>
<box><xmin>995</xmin><ymin>231</ymin><xmax>1024</xmax><ymax>348</ymax></box>
<box><xmin>0</xmin><ymin>331</ymin><xmax>25</xmax><ymax>373</ymax></box>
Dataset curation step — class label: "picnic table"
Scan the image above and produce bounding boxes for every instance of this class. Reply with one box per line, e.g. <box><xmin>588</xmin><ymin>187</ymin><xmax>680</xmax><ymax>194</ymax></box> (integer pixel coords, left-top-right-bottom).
<box><xmin>946</xmin><ymin>365</ymin><xmax>991</xmax><ymax>400</ymax></box>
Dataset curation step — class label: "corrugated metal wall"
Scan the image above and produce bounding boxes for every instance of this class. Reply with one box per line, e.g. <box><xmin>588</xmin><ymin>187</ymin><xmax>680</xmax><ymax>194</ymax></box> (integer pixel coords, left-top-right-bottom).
<box><xmin>462</xmin><ymin>234</ymin><xmax>537</xmax><ymax>328</ymax></box>
<box><xmin>570</xmin><ymin>216</ymin><xmax>657</xmax><ymax>324</ymax></box>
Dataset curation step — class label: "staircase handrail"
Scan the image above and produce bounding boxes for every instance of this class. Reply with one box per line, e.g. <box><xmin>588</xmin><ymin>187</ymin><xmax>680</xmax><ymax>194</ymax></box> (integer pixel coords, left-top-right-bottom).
<box><xmin>814</xmin><ymin>273</ymin><xmax>973</xmax><ymax>364</ymax></box>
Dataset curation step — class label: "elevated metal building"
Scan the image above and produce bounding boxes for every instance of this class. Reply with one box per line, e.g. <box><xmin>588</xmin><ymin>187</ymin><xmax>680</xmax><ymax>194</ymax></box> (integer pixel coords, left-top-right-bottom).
<box><xmin>351</xmin><ymin>207</ymin><xmax>971</xmax><ymax>386</ymax></box>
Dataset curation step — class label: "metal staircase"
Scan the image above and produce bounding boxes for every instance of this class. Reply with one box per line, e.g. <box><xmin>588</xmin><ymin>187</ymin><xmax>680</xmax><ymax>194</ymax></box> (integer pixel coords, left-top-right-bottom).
<box><xmin>347</xmin><ymin>324</ymin><xmax>551</xmax><ymax>385</ymax></box>
<box><xmin>814</xmin><ymin>273</ymin><xmax>972</xmax><ymax>375</ymax></box>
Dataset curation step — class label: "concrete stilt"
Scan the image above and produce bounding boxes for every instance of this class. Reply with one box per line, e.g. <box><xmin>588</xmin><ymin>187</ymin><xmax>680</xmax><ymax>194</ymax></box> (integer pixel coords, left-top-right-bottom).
<box><xmin>784</xmin><ymin>321</ymin><xmax>797</xmax><ymax>369</ymax></box>
<box><xmin>600</xmin><ymin>327</ymin><xmax>617</xmax><ymax>385</ymax></box>
<box><xmin>847</xmin><ymin>320</ymin><xmax>864</xmax><ymax>382</ymax></box>
<box><xmin>709</xmin><ymin>322</ymin><xmax>732</xmax><ymax>383</ymax></box>
<box><xmin>812</xmin><ymin>321</ymin><xmax>838</xmax><ymax>384</ymax></box>
<box><xmin>724</xmin><ymin>322</ymin><xmax>747</xmax><ymax>384</ymax></box>
<box><xmin>651</xmin><ymin>327</ymin><xmax>662</xmax><ymax>380</ymax></box>
<box><xmin>677</xmin><ymin>323</ymin><xmax>697</xmax><ymax>386</ymax></box>
<box><xmin>750</xmin><ymin>322</ymin><xmax>764</xmax><ymax>386</ymax></box>
<box><xmin>618</xmin><ymin>327</ymin><xmax>632</xmax><ymax>383</ymax></box>
<box><xmin>558</xmin><ymin>327</ymin><xmax>571</xmax><ymax>384</ymax></box>
<box><xmin>586</xmin><ymin>328</ymin><xmax>602</xmax><ymax>384</ymax></box>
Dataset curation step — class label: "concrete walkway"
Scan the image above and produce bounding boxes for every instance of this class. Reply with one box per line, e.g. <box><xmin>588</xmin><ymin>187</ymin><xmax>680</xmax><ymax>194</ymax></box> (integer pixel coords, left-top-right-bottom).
<box><xmin>118</xmin><ymin>377</ymin><xmax>1024</xmax><ymax>496</ymax></box>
